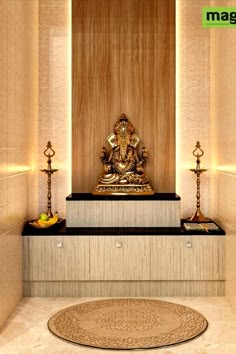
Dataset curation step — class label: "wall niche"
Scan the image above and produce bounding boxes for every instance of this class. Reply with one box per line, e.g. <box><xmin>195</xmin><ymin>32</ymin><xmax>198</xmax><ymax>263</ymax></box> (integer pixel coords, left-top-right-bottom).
<box><xmin>72</xmin><ymin>0</ymin><xmax>175</xmax><ymax>193</ymax></box>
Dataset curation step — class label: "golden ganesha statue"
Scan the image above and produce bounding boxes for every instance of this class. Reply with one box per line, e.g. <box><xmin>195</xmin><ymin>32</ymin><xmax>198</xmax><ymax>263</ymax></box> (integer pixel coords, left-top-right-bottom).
<box><xmin>93</xmin><ymin>114</ymin><xmax>154</xmax><ymax>195</ymax></box>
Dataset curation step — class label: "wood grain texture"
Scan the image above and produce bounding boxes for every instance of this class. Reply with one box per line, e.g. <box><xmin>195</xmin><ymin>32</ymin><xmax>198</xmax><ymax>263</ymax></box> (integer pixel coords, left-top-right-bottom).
<box><xmin>23</xmin><ymin>281</ymin><xmax>225</xmax><ymax>297</ymax></box>
<box><xmin>23</xmin><ymin>236</ymin><xmax>90</xmax><ymax>281</ymax></box>
<box><xmin>151</xmin><ymin>236</ymin><xmax>225</xmax><ymax>281</ymax></box>
<box><xmin>23</xmin><ymin>235</ymin><xmax>224</xmax><ymax>285</ymax></box>
<box><xmin>66</xmin><ymin>200</ymin><xmax>180</xmax><ymax>227</ymax></box>
<box><xmin>89</xmin><ymin>236</ymin><xmax>151</xmax><ymax>280</ymax></box>
<box><xmin>72</xmin><ymin>0</ymin><xmax>175</xmax><ymax>193</ymax></box>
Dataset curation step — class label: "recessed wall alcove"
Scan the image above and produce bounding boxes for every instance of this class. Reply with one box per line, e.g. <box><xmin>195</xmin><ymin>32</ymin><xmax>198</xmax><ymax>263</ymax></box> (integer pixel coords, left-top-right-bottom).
<box><xmin>72</xmin><ymin>0</ymin><xmax>175</xmax><ymax>193</ymax></box>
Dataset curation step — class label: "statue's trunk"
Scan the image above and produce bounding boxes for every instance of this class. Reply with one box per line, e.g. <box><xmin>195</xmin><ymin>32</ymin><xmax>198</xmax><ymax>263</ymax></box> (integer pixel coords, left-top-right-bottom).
<box><xmin>119</xmin><ymin>135</ymin><xmax>129</xmax><ymax>161</ymax></box>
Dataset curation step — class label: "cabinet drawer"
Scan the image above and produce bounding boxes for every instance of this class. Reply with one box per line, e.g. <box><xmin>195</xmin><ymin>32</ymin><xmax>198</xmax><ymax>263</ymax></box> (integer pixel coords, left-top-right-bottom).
<box><xmin>90</xmin><ymin>236</ymin><xmax>151</xmax><ymax>280</ymax></box>
<box><xmin>151</xmin><ymin>236</ymin><xmax>224</xmax><ymax>280</ymax></box>
<box><xmin>23</xmin><ymin>236</ymin><xmax>90</xmax><ymax>281</ymax></box>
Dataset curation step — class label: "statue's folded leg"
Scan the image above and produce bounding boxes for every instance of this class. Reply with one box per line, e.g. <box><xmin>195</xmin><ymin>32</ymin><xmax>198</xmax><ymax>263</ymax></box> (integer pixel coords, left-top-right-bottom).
<box><xmin>99</xmin><ymin>173</ymin><xmax>120</xmax><ymax>184</ymax></box>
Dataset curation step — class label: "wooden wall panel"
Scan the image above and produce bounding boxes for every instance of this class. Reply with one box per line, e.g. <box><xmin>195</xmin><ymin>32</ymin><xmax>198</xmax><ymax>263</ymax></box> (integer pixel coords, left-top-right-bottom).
<box><xmin>72</xmin><ymin>0</ymin><xmax>175</xmax><ymax>192</ymax></box>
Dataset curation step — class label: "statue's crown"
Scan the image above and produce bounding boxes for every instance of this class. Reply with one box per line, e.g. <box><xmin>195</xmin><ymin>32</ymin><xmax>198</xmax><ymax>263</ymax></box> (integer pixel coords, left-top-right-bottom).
<box><xmin>119</xmin><ymin>113</ymin><xmax>128</xmax><ymax>122</ymax></box>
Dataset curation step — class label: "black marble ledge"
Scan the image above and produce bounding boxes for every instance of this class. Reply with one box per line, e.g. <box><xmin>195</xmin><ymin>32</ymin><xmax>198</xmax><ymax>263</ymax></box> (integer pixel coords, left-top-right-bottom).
<box><xmin>22</xmin><ymin>220</ymin><xmax>225</xmax><ymax>236</ymax></box>
<box><xmin>66</xmin><ymin>193</ymin><xmax>181</xmax><ymax>201</ymax></box>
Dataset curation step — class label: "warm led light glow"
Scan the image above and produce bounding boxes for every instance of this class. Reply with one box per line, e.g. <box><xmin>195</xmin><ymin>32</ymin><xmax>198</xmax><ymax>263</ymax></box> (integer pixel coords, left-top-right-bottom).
<box><xmin>54</xmin><ymin>161</ymin><xmax>66</xmax><ymax>170</ymax></box>
<box><xmin>217</xmin><ymin>165</ymin><xmax>236</xmax><ymax>173</ymax></box>
<box><xmin>68</xmin><ymin>0</ymin><xmax>72</xmax><ymax>193</ymax></box>
<box><xmin>8</xmin><ymin>165</ymin><xmax>31</xmax><ymax>175</ymax></box>
<box><xmin>175</xmin><ymin>3</ymin><xmax>209</xmax><ymax>187</ymax></box>
<box><xmin>176</xmin><ymin>1</ymin><xmax>181</xmax><ymax>193</ymax></box>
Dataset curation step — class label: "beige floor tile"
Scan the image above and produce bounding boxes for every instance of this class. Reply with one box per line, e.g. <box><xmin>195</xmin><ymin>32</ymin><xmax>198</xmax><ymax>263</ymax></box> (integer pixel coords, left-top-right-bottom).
<box><xmin>0</xmin><ymin>297</ymin><xmax>236</xmax><ymax>354</ymax></box>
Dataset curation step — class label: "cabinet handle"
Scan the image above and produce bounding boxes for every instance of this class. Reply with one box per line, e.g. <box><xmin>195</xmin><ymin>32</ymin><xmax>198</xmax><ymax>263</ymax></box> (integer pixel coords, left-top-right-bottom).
<box><xmin>186</xmin><ymin>241</ymin><xmax>192</xmax><ymax>248</ymax></box>
<box><xmin>115</xmin><ymin>241</ymin><xmax>123</xmax><ymax>248</ymax></box>
<box><xmin>57</xmin><ymin>241</ymin><xmax>63</xmax><ymax>248</ymax></box>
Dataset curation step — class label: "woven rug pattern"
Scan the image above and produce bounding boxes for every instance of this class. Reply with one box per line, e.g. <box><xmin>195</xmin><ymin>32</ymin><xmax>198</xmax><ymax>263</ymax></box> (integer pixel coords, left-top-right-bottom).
<box><xmin>48</xmin><ymin>298</ymin><xmax>208</xmax><ymax>349</ymax></box>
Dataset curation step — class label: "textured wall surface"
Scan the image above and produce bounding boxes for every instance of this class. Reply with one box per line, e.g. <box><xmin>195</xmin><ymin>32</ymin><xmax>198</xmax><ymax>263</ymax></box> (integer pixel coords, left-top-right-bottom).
<box><xmin>38</xmin><ymin>0</ymin><xmax>71</xmax><ymax>218</ymax></box>
<box><xmin>176</xmin><ymin>0</ymin><xmax>212</xmax><ymax>219</ymax></box>
<box><xmin>0</xmin><ymin>0</ymin><xmax>38</xmax><ymax>328</ymax></box>
<box><xmin>210</xmin><ymin>0</ymin><xmax>236</xmax><ymax>310</ymax></box>
<box><xmin>217</xmin><ymin>172</ymin><xmax>236</xmax><ymax>311</ymax></box>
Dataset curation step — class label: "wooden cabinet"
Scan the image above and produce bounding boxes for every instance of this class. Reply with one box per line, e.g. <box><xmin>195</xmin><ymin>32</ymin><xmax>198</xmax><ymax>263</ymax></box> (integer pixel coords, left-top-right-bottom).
<box><xmin>23</xmin><ymin>235</ymin><xmax>225</xmax><ymax>296</ymax></box>
<box><xmin>150</xmin><ymin>236</ymin><xmax>225</xmax><ymax>281</ymax></box>
<box><xmin>90</xmin><ymin>236</ymin><xmax>151</xmax><ymax>280</ymax></box>
<box><xmin>24</xmin><ymin>235</ymin><xmax>224</xmax><ymax>281</ymax></box>
<box><xmin>23</xmin><ymin>236</ymin><xmax>90</xmax><ymax>281</ymax></box>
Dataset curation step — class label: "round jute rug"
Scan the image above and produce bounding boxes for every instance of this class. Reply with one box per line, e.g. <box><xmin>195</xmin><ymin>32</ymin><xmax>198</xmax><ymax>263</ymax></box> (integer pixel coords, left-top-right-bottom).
<box><xmin>48</xmin><ymin>298</ymin><xmax>208</xmax><ymax>350</ymax></box>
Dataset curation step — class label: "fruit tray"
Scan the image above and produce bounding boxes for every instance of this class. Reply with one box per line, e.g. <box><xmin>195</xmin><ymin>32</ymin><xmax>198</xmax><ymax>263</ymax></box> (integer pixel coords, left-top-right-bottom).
<box><xmin>29</xmin><ymin>218</ymin><xmax>63</xmax><ymax>229</ymax></box>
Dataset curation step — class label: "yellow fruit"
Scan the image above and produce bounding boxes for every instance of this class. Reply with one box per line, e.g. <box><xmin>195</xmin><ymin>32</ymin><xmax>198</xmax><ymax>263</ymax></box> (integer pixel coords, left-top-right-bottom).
<box><xmin>37</xmin><ymin>212</ymin><xmax>58</xmax><ymax>227</ymax></box>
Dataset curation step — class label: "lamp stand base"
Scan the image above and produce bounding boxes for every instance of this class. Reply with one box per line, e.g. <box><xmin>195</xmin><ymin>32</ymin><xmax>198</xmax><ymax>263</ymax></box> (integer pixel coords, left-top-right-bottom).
<box><xmin>188</xmin><ymin>210</ymin><xmax>211</xmax><ymax>222</ymax></box>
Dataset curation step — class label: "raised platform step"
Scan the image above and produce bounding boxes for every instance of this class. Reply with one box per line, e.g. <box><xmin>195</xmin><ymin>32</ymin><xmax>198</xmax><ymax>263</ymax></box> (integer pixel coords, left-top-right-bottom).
<box><xmin>66</xmin><ymin>193</ymin><xmax>181</xmax><ymax>227</ymax></box>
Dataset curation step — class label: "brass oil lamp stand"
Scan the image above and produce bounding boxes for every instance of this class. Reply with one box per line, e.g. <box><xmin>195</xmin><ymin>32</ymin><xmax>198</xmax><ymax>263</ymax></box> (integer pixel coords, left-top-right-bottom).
<box><xmin>189</xmin><ymin>141</ymin><xmax>209</xmax><ymax>222</ymax></box>
<box><xmin>40</xmin><ymin>141</ymin><xmax>58</xmax><ymax>218</ymax></box>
